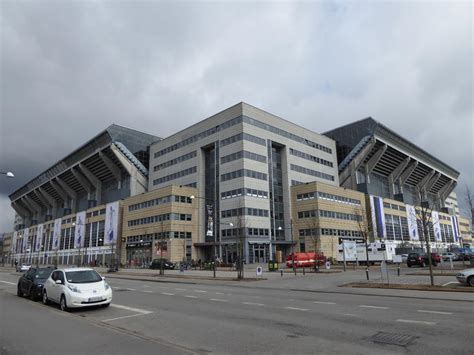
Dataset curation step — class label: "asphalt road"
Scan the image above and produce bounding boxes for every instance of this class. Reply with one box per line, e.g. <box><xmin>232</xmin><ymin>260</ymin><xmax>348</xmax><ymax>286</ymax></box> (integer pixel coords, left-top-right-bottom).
<box><xmin>1</xmin><ymin>271</ymin><xmax>472</xmax><ymax>354</ymax></box>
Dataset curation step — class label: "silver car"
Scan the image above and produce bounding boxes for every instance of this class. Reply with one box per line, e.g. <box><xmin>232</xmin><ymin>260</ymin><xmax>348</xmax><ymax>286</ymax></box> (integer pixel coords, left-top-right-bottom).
<box><xmin>456</xmin><ymin>268</ymin><xmax>474</xmax><ymax>287</ymax></box>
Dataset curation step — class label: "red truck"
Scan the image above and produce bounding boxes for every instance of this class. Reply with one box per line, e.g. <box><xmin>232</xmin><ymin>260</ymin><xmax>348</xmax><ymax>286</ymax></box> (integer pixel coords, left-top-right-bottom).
<box><xmin>286</xmin><ymin>252</ymin><xmax>326</xmax><ymax>268</ymax></box>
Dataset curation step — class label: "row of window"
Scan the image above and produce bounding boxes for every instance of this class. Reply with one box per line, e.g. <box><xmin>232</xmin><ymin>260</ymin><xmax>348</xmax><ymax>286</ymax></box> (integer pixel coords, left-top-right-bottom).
<box><xmin>128</xmin><ymin>195</ymin><xmax>193</xmax><ymax>212</ymax></box>
<box><xmin>154</xmin><ymin>116</ymin><xmax>242</xmax><ymax>158</ymax></box>
<box><xmin>153</xmin><ymin>151</ymin><xmax>197</xmax><ymax>172</ymax></box>
<box><xmin>290</xmin><ymin>164</ymin><xmax>335</xmax><ymax>182</ymax></box>
<box><xmin>383</xmin><ymin>202</ymin><xmax>406</xmax><ymax>212</ymax></box>
<box><xmin>291</xmin><ymin>180</ymin><xmax>304</xmax><ymax>186</ymax></box>
<box><xmin>222</xmin><ymin>227</ymin><xmax>270</xmax><ymax>237</ymax></box>
<box><xmin>153</xmin><ymin>166</ymin><xmax>197</xmax><ymax>185</ymax></box>
<box><xmin>154</xmin><ymin>115</ymin><xmax>333</xmax><ymax>159</ymax></box>
<box><xmin>219</xmin><ymin>132</ymin><xmax>266</xmax><ymax>147</ymax></box>
<box><xmin>221</xmin><ymin>169</ymin><xmax>267</xmax><ymax>182</ymax></box>
<box><xmin>61</xmin><ymin>217</ymin><xmax>77</xmax><ymax>224</ymax></box>
<box><xmin>128</xmin><ymin>213</ymin><xmax>192</xmax><ymax>227</ymax></box>
<box><xmin>220</xmin><ymin>150</ymin><xmax>267</xmax><ymax>164</ymax></box>
<box><xmin>242</xmin><ymin>116</ymin><xmax>332</xmax><ymax>154</ymax></box>
<box><xmin>86</xmin><ymin>209</ymin><xmax>106</xmax><ymax>218</ymax></box>
<box><xmin>296</xmin><ymin>191</ymin><xmax>361</xmax><ymax>206</ymax></box>
<box><xmin>289</xmin><ymin>148</ymin><xmax>333</xmax><ymax>168</ymax></box>
<box><xmin>127</xmin><ymin>231</ymin><xmax>192</xmax><ymax>242</ymax></box>
<box><xmin>221</xmin><ymin>207</ymin><xmax>269</xmax><ymax>218</ymax></box>
<box><xmin>221</xmin><ymin>188</ymin><xmax>269</xmax><ymax>200</ymax></box>
<box><xmin>297</xmin><ymin>209</ymin><xmax>362</xmax><ymax>221</ymax></box>
<box><xmin>298</xmin><ymin>228</ymin><xmax>361</xmax><ymax>237</ymax></box>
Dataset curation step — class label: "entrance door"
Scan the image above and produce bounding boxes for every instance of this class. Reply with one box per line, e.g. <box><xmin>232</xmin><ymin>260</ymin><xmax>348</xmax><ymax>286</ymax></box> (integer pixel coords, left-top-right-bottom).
<box><xmin>253</xmin><ymin>245</ymin><xmax>267</xmax><ymax>263</ymax></box>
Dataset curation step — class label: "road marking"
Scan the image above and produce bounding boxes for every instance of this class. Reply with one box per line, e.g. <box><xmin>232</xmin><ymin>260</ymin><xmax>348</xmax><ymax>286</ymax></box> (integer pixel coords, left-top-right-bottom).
<box><xmin>396</xmin><ymin>319</ymin><xmax>436</xmax><ymax>325</ymax></box>
<box><xmin>215</xmin><ymin>292</ymin><xmax>225</xmax><ymax>295</ymax></box>
<box><xmin>110</xmin><ymin>304</ymin><xmax>152</xmax><ymax>314</ymax></box>
<box><xmin>161</xmin><ymin>292</ymin><xmax>175</xmax><ymax>296</ymax></box>
<box><xmin>442</xmin><ymin>281</ymin><xmax>458</xmax><ymax>286</ymax></box>
<box><xmin>125</xmin><ymin>288</ymin><xmax>136</xmax><ymax>291</ymax></box>
<box><xmin>342</xmin><ymin>313</ymin><xmax>357</xmax><ymax>317</ymax></box>
<box><xmin>417</xmin><ymin>310</ymin><xmax>453</xmax><ymax>315</ymax></box>
<box><xmin>102</xmin><ymin>313</ymin><xmax>152</xmax><ymax>322</ymax></box>
<box><xmin>313</xmin><ymin>301</ymin><xmax>336</xmax><ymax>305</ymax></box>
<box><xmin>184</xmin><ymin>295</ymin><xmax>197</xmax><ymax>299</ymax></box>
<box><xmin>359</xmin><ymin>305</ymin><xmax>389</xmax><ymax>309</ymax></box>
<box><xmin>175</xmin><ymin>288</ymin><xmax>186</xmax><ymax>291</ymax></box>
<box><xmin>210</xmin><ymin>298</ymin><xmax>228</xmax><ymax>302</ymax></box>
<box><xmin>285</xmin><ymin>307</ymin><xmax>309</xmax><ymax>311</ymax></box>
<box><xmin>194</xmin><ymin>290</ymin><xmax>207</xmax><ymax>293</ymax></box>
<box><xmin>243</xmin><ymin>302</ymin><xmax>264</xmax><ymax>306</ymax></box>
<box><xmin>142</xmin><ymin>290</ymin><xmax>154</xmax><ymax>293</ymax></box>
<box><xmin>0</xmin><ymin>280</ymin><xmax>16</xmax><ymax>285</ymax></box>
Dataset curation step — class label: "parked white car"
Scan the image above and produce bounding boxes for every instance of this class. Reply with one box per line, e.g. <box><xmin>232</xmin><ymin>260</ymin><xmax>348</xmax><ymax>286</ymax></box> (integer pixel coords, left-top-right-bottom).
<box><xmin>42</xmin><ymin>268</ymin><xmax>112</xmax><ymax>311</ymax></box>
<box><xmin>17</xmin><ymin>264</ymin><xmax>31</xmax><ymax>272</ymax></box>
<box><xmin>456</xmin><ymin>268</ymin><xmax>474</xmax><ymax>287</ymax></box>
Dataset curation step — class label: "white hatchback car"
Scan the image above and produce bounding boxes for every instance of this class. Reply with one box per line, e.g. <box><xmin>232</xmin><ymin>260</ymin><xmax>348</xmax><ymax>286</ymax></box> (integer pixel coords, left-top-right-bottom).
<box><xmin>42</xmin><ymin>268</ymin><xmax>112</xmax><ymax>311</ymax></box>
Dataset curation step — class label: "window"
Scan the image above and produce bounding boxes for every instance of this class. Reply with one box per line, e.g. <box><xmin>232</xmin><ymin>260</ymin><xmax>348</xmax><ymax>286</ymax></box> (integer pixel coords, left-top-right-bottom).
<box><xmin>290</xmin><ymin>164</ymin><xmax>334</xmax><ymax>182</ymax></box>
<box><xmin>289</xmin><ymin>148</ymin><xmax>333</xmax><ymax>167</ymax></box>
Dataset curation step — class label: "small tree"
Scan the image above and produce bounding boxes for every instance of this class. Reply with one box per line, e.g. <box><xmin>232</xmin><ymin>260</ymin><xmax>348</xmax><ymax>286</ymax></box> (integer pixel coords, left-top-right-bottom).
<box><xmin>305</xmin><ymin>216</ymin><xmax>321</xmax><ymax>272</ymax></box>
<box><xmin>464</xmin><ymin>185</ymin><xmax>473</xmax><ymax>241</ymax></box>
<box><xmin>233</xmin><ymin>215</ymin><xmax>248</xmax><ymax>280</ymax></box>
<box><xmin>354</xmin><ymin>206</ymin><xmax>371</xmax><ymax>279</ymax></box>
<box><xmin>413</xmin><ymin>187</ymin><xmax>437</xmax><ymax>286</ymax></box>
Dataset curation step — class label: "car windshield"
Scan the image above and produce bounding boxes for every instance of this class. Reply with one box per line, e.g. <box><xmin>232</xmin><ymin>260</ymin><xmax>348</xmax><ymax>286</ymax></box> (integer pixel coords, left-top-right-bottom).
<box><xmin>65</xmin><ymin>270</ymin><xmax>102</xmax><ymax>284</ymax></box>
<box><xmin>35</xmin><ymin>269</ymin><xmax>53</xmax><ymax>279</ymax></box>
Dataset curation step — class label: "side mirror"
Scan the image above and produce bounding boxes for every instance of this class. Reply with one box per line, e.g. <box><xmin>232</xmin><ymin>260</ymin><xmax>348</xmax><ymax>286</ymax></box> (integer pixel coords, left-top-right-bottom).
<box><xmin>55</xmin><ymin>280</ymin><xmax>63</xmax><ymax>285</ymax></box>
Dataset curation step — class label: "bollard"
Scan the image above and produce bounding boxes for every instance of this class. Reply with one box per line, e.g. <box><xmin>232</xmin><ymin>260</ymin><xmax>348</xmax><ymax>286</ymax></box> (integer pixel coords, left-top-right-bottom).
<box><xmin>303</xmin><ymin>267</ymin><xmax>305</xmax><ymax>275</ymax></box>
<box><xmin>280</xmin><ymin>270</ymin><xmax>283</xmax><ymax>277</ymax></box>
<box><xmin>366</xmin><ymin>267</ymin><xmax>369</xmax><ymax>281</ymax></box>
<box><xmin>397</xmin><ymin>264</ymin><xmax>400</xmax><ymax>277</ymax></box>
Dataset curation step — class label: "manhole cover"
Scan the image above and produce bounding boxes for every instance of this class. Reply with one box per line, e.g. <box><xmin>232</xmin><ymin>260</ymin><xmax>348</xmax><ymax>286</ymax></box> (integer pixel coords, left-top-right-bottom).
<box><xmin>369</xmin><ymin>331</ymin><xmax>416</xmax><ymax>346</ymax></box>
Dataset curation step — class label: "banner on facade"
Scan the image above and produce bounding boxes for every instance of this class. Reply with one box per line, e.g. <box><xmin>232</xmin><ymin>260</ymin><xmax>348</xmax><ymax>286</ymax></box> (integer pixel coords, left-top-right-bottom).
<box><xmin>12</xmin><ymin>231</ymin><xmax>17</xmax><ymax>253</ymax></box>
<box><xmin>74</xmin><ymin>211</ymin><xmax>86</xmax><ymax>248</ymax></box>
<box><xmin>104</xmin><ymin>201</ymin><xmax>119</xmax><ymax>245</ymax></box>
<box><xmin>406</xmin><ymin>204</ymin><xmax>419</xmax><ymax>241</ymax></box>
<box><xmin>450</xmin><ymin>215</ymin><xmax>459</xmax><ymax>242</ymax></box>
<box><xmin>52</xmin><ymin>218</ymin><xmax>62</xmax><ymax>250</ymax></box>
<box><xmin>206</xmin><ymin>204</ymin><xmax>214</xmax><ymax>237</ymax></box>
<box><xmin>431</xmin><ymin>211</ymin><xmax>442</xmax><ymax>242</ymax></box>
<box><xmin>343</xmin><ymin>241</ymin><xmax>357</xmax><ymax>259</ymax></box>
<box><xmin>35</xmin><ymin>224</ymin><xmax>44</xmax><ymax>252</ymax></box>
<box><xmin>22</xmin><ymin>227</ymin><xmax>29</xmax><ymax>253</ymax></box>
<box><xmin>369</xmin><ymin>195</ymin><xmax>386</xmax><ymax>240</ymax></box>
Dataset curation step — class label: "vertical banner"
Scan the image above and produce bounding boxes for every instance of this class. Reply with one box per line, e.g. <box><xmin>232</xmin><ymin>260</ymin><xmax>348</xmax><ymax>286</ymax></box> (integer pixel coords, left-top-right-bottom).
<box><xmin>22</xmin><ymin>228</ymin><xmax>29</xmax><ymax>253</ymax></box>
<box><xmin>450</xmin><ymin>215</ymin><xmax>459</xmax><ymax>242</ymax></box>
<box><xmin>104</xmin><ymin>201</ymin><xmax>119</xmax><ymax>245</ymax></box>
<box><xmin>74</xmin><ymin>211</ymin><xmax>86</xmax><ymax>248</ymax></box>
<box><xmin>206</xmin><ymin>204</ymin><xmax>214</xmax><ymax>237</ymax></box>
<box><xmin>52</xmin><ymin>218</ymin><xmax>62</xmax><ymax>250</ymax></box>
<box><xmin>431</xmin><ymin>211</ymin><xmax>442</xmax><ymax>242</ymax></box>
<box><xmin>369</xmin><ymin>195</ymin><xmax>386</xmax><ymax>240</ymax></box>
<box><xmin>12</xmin><ymin>231</ymin><xmax>17</xmax><ymax>253</ymax></box>
<box><xmin>35</xmin><ymin>224</ymin><xmax>44</xmax><ymax>252</ymax></box>
<box><xmin>406</xmin><ymin>204</ymin><xmax>419</xmax><ymax>241</ymax></box>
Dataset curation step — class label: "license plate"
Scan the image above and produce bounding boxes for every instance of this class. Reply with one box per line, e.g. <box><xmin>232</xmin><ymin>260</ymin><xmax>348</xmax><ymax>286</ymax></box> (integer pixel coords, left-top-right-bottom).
<box><xmin>88</xmin><ymin>296</ymin><xmax>104</xmax><ymax>302</ymax></box>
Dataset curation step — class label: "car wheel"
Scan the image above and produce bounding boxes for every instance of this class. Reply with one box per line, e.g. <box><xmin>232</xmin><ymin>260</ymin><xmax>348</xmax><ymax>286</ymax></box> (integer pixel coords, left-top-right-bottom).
<box><xmin>17</xmin><ymin>285</ymin><xmax>23</xmax><ymax>297</ymax></box>
<box><xmin>421</xmin><ymin>262</ymin><xmax>425</xmax><ymax>267</ymax></box>
<box><xmin>60</xmin><ymin>295</ymin><xmax>69</xmax><ymax>312</ymax></box>
<box><xmin>468</xmin><ymin>277</ymin><xmax>474</xmax><ymax>287</ymax></box>
<box><xmin>407</xmin><ymin>264</ymin><xmax>411</xmax><ymax>268</ymax></box>
<box><xmin>42</xmin><ymin>290</ymin><xmax>49</xmax><ymax>305</ymax></box>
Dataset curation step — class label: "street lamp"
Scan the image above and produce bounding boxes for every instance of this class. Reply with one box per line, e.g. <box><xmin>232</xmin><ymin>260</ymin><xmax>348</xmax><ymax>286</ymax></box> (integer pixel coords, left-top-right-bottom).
<box><xmin>0</xmin><ymin>171</ymin><xmax>14</xmax><ymax>178</ymax></box>
<box><xmin>278</xmin><ymin>221</ymin><xmax>297</xmax><ymax>275</ymax></box>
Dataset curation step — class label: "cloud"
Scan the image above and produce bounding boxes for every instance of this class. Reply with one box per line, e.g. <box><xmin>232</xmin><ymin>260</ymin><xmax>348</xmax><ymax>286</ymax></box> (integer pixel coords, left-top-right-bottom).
<box><xmin>1</xmin><ymin>1</ymin><xmax>472</xmax><ymax>231</ymax></box>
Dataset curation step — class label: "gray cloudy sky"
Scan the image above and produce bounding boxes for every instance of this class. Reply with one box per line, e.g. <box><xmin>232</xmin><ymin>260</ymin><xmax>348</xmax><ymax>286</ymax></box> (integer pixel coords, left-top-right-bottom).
<box><xmin>0</xmin><ymin>1</ymin><xmax>472</xmax><ymax>232</ymax></box>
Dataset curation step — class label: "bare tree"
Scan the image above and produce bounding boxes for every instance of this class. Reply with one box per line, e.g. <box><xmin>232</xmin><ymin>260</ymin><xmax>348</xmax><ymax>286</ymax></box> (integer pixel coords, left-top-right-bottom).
<box><xmin>353</xmin><ymin>206</ymin><xmax>371</xmax><ymax>280</ymax></box>
<box><xmin>304</xmin><ymin>216</ymin><xmax>321</xmax><ymax>272</ymax></box>
<box><xmin>413</xmin><ymin>187</ymin><xmax>437</xmax><ymax>286</ymax></box>
<box><xmin>232</xmin><ymin>215</ymin><xmax>248</xmax><ymax>280</ymax></box>
<box><xmin>464</xmin><ymin>185</ymin><xmax>473</xmax><ymax>232</ymax></box>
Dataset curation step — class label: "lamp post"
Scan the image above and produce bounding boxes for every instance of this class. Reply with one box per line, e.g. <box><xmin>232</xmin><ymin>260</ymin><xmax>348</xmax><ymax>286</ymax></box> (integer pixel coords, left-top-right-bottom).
<box><xmin>278</xmin><ymin>220</ymin><xmax>297</xmax><ymax>275</ymax></box>
<box><xmin>0</xmin><ymin>171</ymin><xmax>14</xmax><ymax>178</ymax></box>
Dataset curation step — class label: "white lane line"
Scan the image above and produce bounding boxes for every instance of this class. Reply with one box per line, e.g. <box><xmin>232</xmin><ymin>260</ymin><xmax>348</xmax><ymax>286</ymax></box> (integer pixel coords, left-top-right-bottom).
<box><xmin>417</xmin><ymin>310</ymin><xmax>453</xmax><ymax>315</ymax></box>
<box><xmin>313</xmin><ymin>301</ymin><xmax>336</xmax><ymax>305</ymax></box>
<box><xmin>285</xmin><ymin>307</ymin><xmax>309</xmax><ymax>311</ymax></box>
<box><xmin>184</xmin><ymin>295</ymin><xmax>198</xmax><ymax>299</ymax></box>
<box><xmin>110</xmin><ymin>304</ymin><xmax>152</xmax><ymax>314</ymax></box>
<box><xmin>125</xmin><ymin>288</ymin><xmax>136</xmax><ymax>291</ymax></box>
<box><xmin>243</xmin><ymin>302</ymin><xmax>264</xmax><ymax>306</ymax></box>
<box><xmin>194</xmin><ymin>290</ymin><xmax>207</xmax><ymax>293</ymax></box>
<box><xmin>102</xmin><ymin>313</ymin><xmax>153</xmax><ymax>322</ymax></box>
<box><xmin>175</xmin><ymin>288</ymin><xmax>186</xmax><ymax>291</ymax></box>
<box><xmin>142</xmin><ymin>290</ymin><xmax>154</xmax><ymax>293</ymax></box>
<box><xmin>0</xmin><ymin>280</ymin><xmax>16</xmax><ymax>285</ymax></box>
<box><xmin>342</xmin><ymin>313</ymin><xmax>357</xmax><ymax>317</ymax></box>
<box><xmin>396</xmin><ymin>319</ymin><xmax>436</xmax><ymax>325</ymax></box>
<box><xmin>442</xmin><ymin>281</ymin><xmax>458</xmax><ymax>286</ymax></box>
<box><xmin>359</xmin><ymin>305</ymin><xmax>389</xmax><ymax>310</ymax></box>
<box><xmin>210</xmin><ymin>298</ymin><xmax>228</xmax><ymax>302</ymax></box>
<box><xmin>215</xmin><ymin>292</ymin><xmax>225</xmax><ymax>295</ymax></box>
<box><xmin>161</xmin><ymin>292</ymin><xmax>175</xmax><ymax>296</ymax></box>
